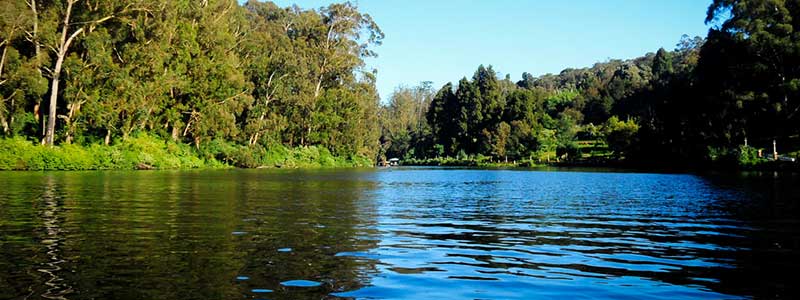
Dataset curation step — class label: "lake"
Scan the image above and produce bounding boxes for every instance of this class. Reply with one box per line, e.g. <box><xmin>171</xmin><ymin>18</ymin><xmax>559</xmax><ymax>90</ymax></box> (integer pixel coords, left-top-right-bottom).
<box><xmin>0</xmin><ymin>168</ymin><xmax>798</xmax><ymax>299</ymax></box>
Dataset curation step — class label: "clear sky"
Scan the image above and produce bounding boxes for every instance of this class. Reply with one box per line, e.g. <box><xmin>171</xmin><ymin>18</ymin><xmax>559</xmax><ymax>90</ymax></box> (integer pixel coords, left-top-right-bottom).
<box><xmin>257</xmin><ymin>0</ymin><xmax>713</xmax><ymax>102</ymax></box>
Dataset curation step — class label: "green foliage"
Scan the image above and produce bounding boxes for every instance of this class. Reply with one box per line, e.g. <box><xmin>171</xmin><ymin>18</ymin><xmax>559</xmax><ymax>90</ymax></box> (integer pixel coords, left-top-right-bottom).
<box><xmin>198</xmin><ymin>138</ymin><xmax>370</xmax><ymax>169</ymax></box>
<box><xmin>652</xmin><ymin>48</ymin><xmax>674</xmax><ymax>83</ymax></box>
<box><xmin>390</xmin><ymin>1</ymin><xmax>800</xmax><ymax>169</ymax></box>
<box><xmin>556</xmin><ymin>142</ymin><xmax>580</xmax><ymax>160</ymax></box>
<box><xmin>694</xmin><ymin>0</ymin><xmax>800</xmax><ymax>158</ymax></box>
<box><xmin>3</xmin><ymin>0</ymin><xmax>798</xmax><ymax>171</ymax></box>
<box><xmin>603</xmin><ymin>116</ymin><xmax>640</xmax><ymax>157</ymax></box>
<box><xmin>737</xmin><ymin>145</ymin><xmax>765</xmax><ymax>167</ymax></box>
<box><xmin>0</xmin><ymin>0</ymin><xmax>382</xmax><ymax>167</ymax></box>
<box><xmin>0</xmin><ymin>134</ymin><xmax>209</xmax><ymax>170</ymax></box>
<box><xmin>0</xmin><ymin>133</ymin><xmax>369</xmax><ymax>171</ymax></box>
<box><xmin>380</xmin><ymin>83</ymin><xmax>435</xmax><ymax>160</ymax></box>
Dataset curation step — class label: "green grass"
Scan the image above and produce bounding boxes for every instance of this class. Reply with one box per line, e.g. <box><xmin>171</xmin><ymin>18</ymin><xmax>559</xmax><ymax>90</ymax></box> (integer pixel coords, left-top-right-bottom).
<box><xmin>577</xmin><ymin>140</ymin><xmax>612</xmax><ymax>158</ymax></box>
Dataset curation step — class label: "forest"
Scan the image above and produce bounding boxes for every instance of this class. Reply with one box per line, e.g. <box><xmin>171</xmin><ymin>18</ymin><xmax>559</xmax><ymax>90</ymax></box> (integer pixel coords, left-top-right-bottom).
<box><xmin>1</xmin><ymin>0</ymin><xmax>383</xmax><ymax>169</ymax></box>
<box><xmin>1</xmin><ymin>0</ymin><xmax>799</xmax><ymax>170</ymax></box>
<box><xmin>379</xmin><ymin>0</ymin><xmax>800</xmax><ymax>169</ymax></box>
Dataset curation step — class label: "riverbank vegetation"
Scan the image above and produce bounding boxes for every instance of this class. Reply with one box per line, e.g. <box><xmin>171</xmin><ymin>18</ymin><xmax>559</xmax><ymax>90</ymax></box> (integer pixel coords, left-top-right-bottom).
<box><xmin>3</xmin><ymin>0</ymin><xmax>800</xmax><ymax>171</ymax></box>
<box><xmin>378</xmin><ymin>0</ymin><xmax>800</xmax><ymax>170</ymax></box>
<box><xmin>0</xmin><ymin>134</ymin><xmax>372</xmax><ymax>170</ymax></box>
<box><xmin>1</xmin><ymin>0</ymin><xmax>380</xmax><ymax>170</ymax></box>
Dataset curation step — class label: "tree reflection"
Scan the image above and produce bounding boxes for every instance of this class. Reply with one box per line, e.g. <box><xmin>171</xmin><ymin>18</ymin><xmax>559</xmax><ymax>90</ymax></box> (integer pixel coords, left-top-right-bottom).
<box><xmin>0</xmin><ymin>170</ymin><xmax>380</xmax><ymax>300</ymax></box>
<box><xmin>38</xmin><ymin>175</ymin><xmax>73</xmax><ymax>300</ymax></box>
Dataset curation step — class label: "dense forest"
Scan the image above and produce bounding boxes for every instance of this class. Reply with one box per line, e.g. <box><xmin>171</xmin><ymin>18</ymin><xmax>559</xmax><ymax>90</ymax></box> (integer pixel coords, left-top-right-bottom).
<box><xmin>1</xmin><ymin>0</ymin><xmax>799</xmax><ymax>169</ymax></box>
<box><xmin>379</xmin><ymin>0</ymin><xmax>800</xmax><ymax>168</ymax></box>
<box><xmin>1</xmin><ymin>0</ymin><xmax>384</xmax><ymax>169</ymax></box>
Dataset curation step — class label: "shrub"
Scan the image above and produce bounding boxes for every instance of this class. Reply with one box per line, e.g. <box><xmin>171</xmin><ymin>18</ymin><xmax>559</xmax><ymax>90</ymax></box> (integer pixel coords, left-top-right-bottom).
<box><xmin>603</xmin><ymin>116</ymin><xmax>639</xmax><ymax>158</ymax></box>
<box><xmin>737</xmin><ymin>145</ymin><xmax>761</xmax><ymax>166</ymax></box>
<box><xmin>0</xmin><ymin>137</ymin><xmax>33</xmax><ymax>170</ymax></box>
<box><xmin>556</xmin><ymin>142</ymin><xmax>580</xmax><ymax>160</ymax></box>
<box><xmin>0</xmin><ymin>134</ymin><xmax>373</xmax><ymax>170</ymax></box>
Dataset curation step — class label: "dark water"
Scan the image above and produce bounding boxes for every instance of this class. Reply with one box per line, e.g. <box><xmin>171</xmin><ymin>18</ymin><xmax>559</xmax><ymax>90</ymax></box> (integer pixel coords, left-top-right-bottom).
<box><xmin>0</xmin><ymin>168</ymin><xmax>798</xmax><ymax>300</ymax></box>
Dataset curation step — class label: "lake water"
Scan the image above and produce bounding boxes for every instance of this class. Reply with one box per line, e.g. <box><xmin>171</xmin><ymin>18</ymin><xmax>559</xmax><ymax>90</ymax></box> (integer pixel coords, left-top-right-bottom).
<box><xmin>0</xmin><ymin>168</ymin><xmax>798</xmax><ymax>299</ymax></box>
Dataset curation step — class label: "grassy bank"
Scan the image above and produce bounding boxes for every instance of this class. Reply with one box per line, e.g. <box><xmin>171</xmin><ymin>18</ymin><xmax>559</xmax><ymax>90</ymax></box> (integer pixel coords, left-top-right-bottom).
<box><xmin>0</xmin><ymin>135</ymin><xmax>373</xmax><ymax>171</ymax></box>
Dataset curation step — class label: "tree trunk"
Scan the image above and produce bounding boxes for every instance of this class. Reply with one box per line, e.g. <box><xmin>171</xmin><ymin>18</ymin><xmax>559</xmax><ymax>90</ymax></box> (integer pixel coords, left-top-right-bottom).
<box><xmin>0</xmin><ymin>40</ymin><xmax>8</xmax><ymax>81</ymax></box>
<box><xmin>62</xmin><ymin>101</ymin><xmax>81</xmax><ymax>144</ymax></box>
<box><xmin>314</xmin><ymin>57</ymin><xmax>327</xmax><ymax>98</ymax></box>
<box><xmin>28</xmin><ymin>0</ymin><xmax>44</xmax><ymax>134</ymax></box>
<box><xmin>9</xmin><ymin>96</ymin><xmax>14</xmax><ymax>133</ymax></box>
<box><xmin>0</xmin><ymin>42</ymin><xmax>7</xmax><ymax>134</ymax></box>
<box><xmin>171</xmin><ymin>125</ymin><xmax>180</xmax><ymax>141</ymax></box>
<box><xmin>314</xmin><ymin>74</ymin><xmax>324</xmax><ymax>98</ymax></box>
<box><xmin>249</xmin><ymin>113</ymin><xmax>266</xmax><ymax>145</ymax></box>
<box><xmin>250</xmin><ymin>132</ymin><xmax>260</xmax><ymax>146</ymax></box>
<box><xmin>183</xmin><ymin>112</ymin><xmax>194</xmax><ymax>137</ymax></box>
<box><xmin>43</xmin><ymin>0</ymin><xmax>76</xmax><ymax>146</ymax></box>
<box><xmin>34</xmin><ymin>103</ymin><xmax>41</xmax><ymax>129</ymax></box>
<box><xmin>43</xmin><ymin>62</ymin><xmax>62</xmax><ymax>145</ymax></box>
<box><xmin>27</xmin><ymin>0</ymin><xmax>40</xmax><ymax>62</ymax></box>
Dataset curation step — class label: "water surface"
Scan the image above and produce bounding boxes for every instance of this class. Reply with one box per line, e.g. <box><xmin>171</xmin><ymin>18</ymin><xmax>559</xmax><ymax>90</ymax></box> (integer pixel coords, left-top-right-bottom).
<box><xmin>0</xmin><ymin>168</ymin><xmax>797</xmax><ymax>299</ymax></box>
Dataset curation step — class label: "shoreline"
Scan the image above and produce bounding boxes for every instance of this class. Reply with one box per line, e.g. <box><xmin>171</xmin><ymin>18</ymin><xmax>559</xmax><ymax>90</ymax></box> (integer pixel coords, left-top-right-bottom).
<box><xmin>397</xmin><ymin>158</ymin><xmax>800</xmax><ymax>173</ymax></box>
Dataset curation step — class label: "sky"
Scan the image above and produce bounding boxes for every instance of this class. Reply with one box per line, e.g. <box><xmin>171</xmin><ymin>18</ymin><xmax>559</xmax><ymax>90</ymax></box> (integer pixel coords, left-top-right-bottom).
<box><xmin>258</xmin><ymin>0</ymin><xmax>713</xmax><ymax>102</ymax></box>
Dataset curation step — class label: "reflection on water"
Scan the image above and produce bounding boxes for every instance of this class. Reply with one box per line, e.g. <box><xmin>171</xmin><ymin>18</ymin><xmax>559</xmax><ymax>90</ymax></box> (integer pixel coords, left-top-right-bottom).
<box><xmin>0</xmin><ymin>168</ymin><xmax>797</xmax><ymax>299</ymax></box>
<box><xmin>38</xmin><ymin>176</ymin><xmax>72</xmax><ymax>300</ymax></box>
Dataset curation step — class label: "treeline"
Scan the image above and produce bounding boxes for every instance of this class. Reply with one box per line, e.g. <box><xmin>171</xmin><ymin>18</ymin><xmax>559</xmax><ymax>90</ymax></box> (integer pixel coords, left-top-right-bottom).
<box><xmin>380</xmin><ymin>0</ymin><xmax>800</xmax><ymax>167</ymax></box>
<box><xmin>1</xmin><ymin>0</ymin><xmax>382</xmax><ymax>168</ymax></box>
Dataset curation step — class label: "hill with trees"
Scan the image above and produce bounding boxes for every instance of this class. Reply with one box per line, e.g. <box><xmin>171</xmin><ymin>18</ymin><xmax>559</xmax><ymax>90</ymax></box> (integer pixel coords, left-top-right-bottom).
<box><xmin>379</xmin><ymin>0</ymin><xmax>800</xmax><ymax>169</ymax></box>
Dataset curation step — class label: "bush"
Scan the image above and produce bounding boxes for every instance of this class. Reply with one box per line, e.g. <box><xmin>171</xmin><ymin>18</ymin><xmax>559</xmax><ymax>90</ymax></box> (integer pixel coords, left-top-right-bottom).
<box><xmin>0</xmin><ymin>137</ymin><xmax>34</xmax><ymax>170</ymax></box>
<box><xmin>737</xmin><ymin>145</ymin><xmax>765</xmax><ymax>167</ymax></box>
<box><xmin>603</xmin><ymin>116</ymin><xmax>639</xmax><ymax>158</ymax></box>
<box><xmin>0</xmin><ymin>134</ymin><xmax>210</xmax><ymax>170</ymax></box>
<box><xmin>0</xmin><ymin>134</ymin><xmax>374</xmax><ymax>170</ymax></box>
<box><xmin>556</xmin><ymin>142</ymin><xmax>580</xmax><ymax>160</ymax></box>
<box><xmin>113</xmin><ymin>134</ymin><xmax>206</xmax><ymax>169</ymax></box>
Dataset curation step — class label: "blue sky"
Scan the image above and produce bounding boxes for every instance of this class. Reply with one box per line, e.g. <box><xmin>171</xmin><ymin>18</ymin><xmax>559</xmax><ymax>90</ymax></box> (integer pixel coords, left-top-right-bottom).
<box><xmin>253</xmin><ymin>0</ymin><xmax>713</xmax><ymax>101</ymax></box>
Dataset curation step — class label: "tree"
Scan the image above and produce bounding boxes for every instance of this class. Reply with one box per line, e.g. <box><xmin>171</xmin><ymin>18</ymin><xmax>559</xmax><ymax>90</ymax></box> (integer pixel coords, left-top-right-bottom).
<box><xmin>704</xmin><ymin>0</ymin><xmax>800</xmax><ymax>140</ymax></box>
<box><xmin>41</xmin><ymin>0</ymin><xmax>122</xmax><ymax>145</ymax></box>
<box><xmin>1</xmin><ymin>0</ymin><xmax>46</xmax><ymax>136</ymax></box>
<box><xmin>554</xmin><ymin>112</ymin><xmax>579</xmax><ymax>160</ymax></box>
<box><xmin>427</xmin><ymin>82</ymin><xmax>458</xmax><ymax>155</ymax></box>
<box><xmin>493</xmin><ymin>121</ymin><xmax>510</xmax><ymax>161</ymax></box>
<box><xmin>603</xmin><ymin>116</ymin><xmax>640</xmax><ymax>157</ymax></box>
<box><xmin>241</xmin><ymin>0</ymin><xmax>293</xmax><ymax>146</ymax></box>
<box><xmin>379</xmin><ymin>83</ymin><xmax>434</xmax><ymax>159</ymax></box>
<box><xmin>0</xmin><ymin>0</ymin><xmax>387</xmax><ymax>165</ymax></box>
<box><xmin>652</xmin><ymin>48</ymin><xmax>674</xmax><ymax>83</ymax></box>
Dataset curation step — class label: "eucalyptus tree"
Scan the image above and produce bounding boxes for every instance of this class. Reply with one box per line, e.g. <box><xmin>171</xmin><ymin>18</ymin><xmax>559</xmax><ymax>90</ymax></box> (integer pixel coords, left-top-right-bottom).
<box><xmin>379</xmin><ymin>83</ymin><xmax>435</xmax><ymax>159</ymax></box>
<box><xmin>1</xmin><ymin>0</ymin><xmax>46</xmax><ymax>136</ymax></box>
<box><xmin>287</xmin><ymin>2</ymin><xmax>383</xmax><ymax>145</ymax></box>
<box><xmin>241</xmin><ymin>0</ymin><xmax>294</xmax><ymax>146</ymax></box>
<box><xmin>38</xmin><ymin>0</ymin><xmax>136</xmax><ymax>145</ymax></box>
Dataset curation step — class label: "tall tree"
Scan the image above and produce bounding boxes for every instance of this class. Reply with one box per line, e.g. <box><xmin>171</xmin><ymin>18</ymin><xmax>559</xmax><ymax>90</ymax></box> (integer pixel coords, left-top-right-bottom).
<box><xmin>40</xmin><ymin>0</ymin><xmax>128</xmax><ymax>145</ymax></box>
<box><xmin>705</xmin><ymin>0</ymin><xmax>800</xmax><ymax>140</ymax></box>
